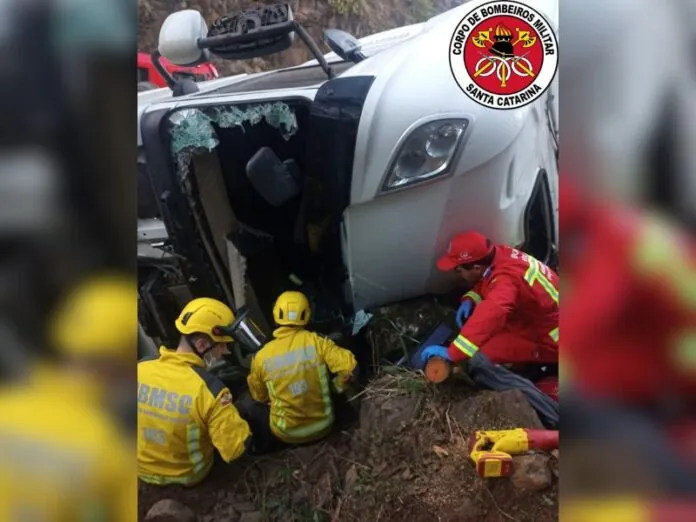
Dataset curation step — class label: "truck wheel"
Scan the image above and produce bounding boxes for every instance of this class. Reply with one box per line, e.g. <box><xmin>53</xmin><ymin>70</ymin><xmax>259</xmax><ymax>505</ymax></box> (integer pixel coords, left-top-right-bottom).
<box><xmin>137</xmin><ymin>81</ymin><xmax>158</xmax><ymax>92</ymax></box>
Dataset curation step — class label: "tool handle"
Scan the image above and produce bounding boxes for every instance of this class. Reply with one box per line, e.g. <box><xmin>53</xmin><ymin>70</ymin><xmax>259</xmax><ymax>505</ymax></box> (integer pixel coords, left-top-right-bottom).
<box><xmin>524</xmin><ymin>429</ymin><xmax>559</xmax><ymax>451</ymax></box>
<box><xmin>467</xmin><ymin>429</ymin><xmax>520</xmax><ymax>453</ymax></box>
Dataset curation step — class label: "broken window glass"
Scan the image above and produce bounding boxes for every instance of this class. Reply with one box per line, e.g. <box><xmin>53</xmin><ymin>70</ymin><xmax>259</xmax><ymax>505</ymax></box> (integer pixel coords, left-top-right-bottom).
<box><xmin>169</xmin><ymin>109</ymin><xmax>219</xmax><ymax>154</ymax></box>
<box><xmin>169</xmin><ymin>102</ymin><xmax>299</xmax><ymax>156</ymax></box>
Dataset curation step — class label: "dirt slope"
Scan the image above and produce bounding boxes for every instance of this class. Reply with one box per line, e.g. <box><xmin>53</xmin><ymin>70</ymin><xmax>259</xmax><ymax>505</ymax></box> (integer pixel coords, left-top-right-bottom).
<box><xmin>138</xmin><ymin>372</ymin><xmax>558</xmax><ymax>522</ymax></box>
<box><xmin>138</xmin><ymin>0</ymin><xmax>466</xmax><ymax>76</ymax></box>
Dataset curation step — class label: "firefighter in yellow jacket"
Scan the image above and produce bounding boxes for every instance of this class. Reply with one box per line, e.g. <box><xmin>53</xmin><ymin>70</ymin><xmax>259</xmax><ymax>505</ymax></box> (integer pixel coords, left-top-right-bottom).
<box><xmin>137</xmin><ymin>298</ymin><xmax>252</xmax><ymax>486</ymax></box>
<box><xmin>246</xmin><ymin>291</ymin><xmax>358</xmax><ymax>452</ymax></box>
<box><xmin>0</xmin><ymin>274</ymin><xmax>137</xmax><ymax>522</ymax></box>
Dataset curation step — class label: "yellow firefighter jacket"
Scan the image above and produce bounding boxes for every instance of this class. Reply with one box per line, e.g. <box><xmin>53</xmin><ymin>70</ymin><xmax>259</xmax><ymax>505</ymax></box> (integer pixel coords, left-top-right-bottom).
<box><xmin>0</xmin><ymin>364</ymin><xmax>136</xmax><ymax>522</ymax></box>
<box><xmin>247</xmin><ymin>327</ymin><xmax>358</xmax><ymax>444</ymax></box>
<box><xmin>137</xmin><ymin>347</ymin><xmax>251</xmax><ymax>486</ymax></box>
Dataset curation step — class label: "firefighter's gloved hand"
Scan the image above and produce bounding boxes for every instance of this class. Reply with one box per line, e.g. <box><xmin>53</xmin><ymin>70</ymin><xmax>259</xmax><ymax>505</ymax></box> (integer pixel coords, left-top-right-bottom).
<box><xmin>331</xmin><ymin>372</ymin><xmax>353</xmax><ymax>394</ymax></box>
<box><xmin>455</xmin><ymin>301</ymin><xmax>474</xmax><ymax>328</ymax></box>
<box><xmin>421</xmin><ymin>345</ymin><xmax>451</xmax><ymax>363</ymax></box>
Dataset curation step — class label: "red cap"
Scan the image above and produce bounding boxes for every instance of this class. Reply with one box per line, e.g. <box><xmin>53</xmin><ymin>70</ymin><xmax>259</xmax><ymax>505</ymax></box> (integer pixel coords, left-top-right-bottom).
<box><xmin>437</xmin><ymin>231</ymin><xmax>493</xmax><ymax>271</ymax></box>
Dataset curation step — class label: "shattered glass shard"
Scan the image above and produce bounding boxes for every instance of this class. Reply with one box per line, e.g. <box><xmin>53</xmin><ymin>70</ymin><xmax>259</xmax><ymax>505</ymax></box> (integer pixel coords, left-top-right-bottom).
<box><xmin>212</xmin><ymin>102</ymin><xmax>299</xmax><ymax>139</ymax></box>
<box><xmin>170</xmin><ymin>109</ymin><xmax>219</xmax><ymax>154</ymax></box>
<box><xmin>215</xmin><ymin>106</ymin><xmax>249</xmax><ymax>130</ymax></box>
<box><xmin>169</xmin><ymin>101</ymin><xmax>299</xmax><ymax>155</ymax></box>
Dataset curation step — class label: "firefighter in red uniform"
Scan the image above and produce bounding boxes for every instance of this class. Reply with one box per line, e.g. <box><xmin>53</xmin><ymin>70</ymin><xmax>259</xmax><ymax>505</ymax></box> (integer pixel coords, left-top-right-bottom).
<box><xmin>423</xmin><ymin>231</ymin><xmax>559</xmax><ymax>367</ymax></box>
<box><xmin>421</xmin><ymin>231</ymin><xmax>560</xmax><ymax>427</ymax></box>
<box><xmin>561</xmin><ymin>179</ymin><xmax>696</xmax><ymax>493</ymax></box>
<box><xmin>561</xmin><ymin>180</ymin><xmax>696</xmax><ymax>403</ymax></box>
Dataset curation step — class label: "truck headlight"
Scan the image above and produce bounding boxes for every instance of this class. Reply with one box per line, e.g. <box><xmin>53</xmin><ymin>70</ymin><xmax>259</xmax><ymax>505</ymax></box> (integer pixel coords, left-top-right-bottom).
<box><xmin>381</xmin><ymin>119</ymin><xmax>468</xmax><ymax>192</ymax></box>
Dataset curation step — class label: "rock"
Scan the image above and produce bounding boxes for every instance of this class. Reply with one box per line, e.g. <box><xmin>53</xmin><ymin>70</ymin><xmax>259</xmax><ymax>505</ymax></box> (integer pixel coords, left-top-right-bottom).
<box><xmin>511</xmin><ymin>454</ymin><xmax>552</xmax><ymax>491</ymax></box>
<box><xmin>233</xmin><ymin>502</ymin><xmax>256</xmax><ymax>513</ymax></box>
<box><xmin>239</xmin><ymin>512</ymin><xmax>264</xmax><ymax>522</ymax></box>
<box><xmin>359</xmin><ymin>394</ymin><xmax>422</xmax><ymax>440</ymax></box>
<box><xmin>550</xmin><ymin>449</ymin><xmax>559</xmax><ymax>478</ymax></box>
<box><xmin>450</xmin><ymin>390</ymin><xmax>544</xmax><ymax>431</ymax></box>
<box><xmin>145</xmin><ymin>499</ymin><xmax>196</xmax><ymax>522</ymax></box>
<box><xmin>344</xmin><ymin>465</ymin><xmax>359</xmax><ymax>496</ymax></box>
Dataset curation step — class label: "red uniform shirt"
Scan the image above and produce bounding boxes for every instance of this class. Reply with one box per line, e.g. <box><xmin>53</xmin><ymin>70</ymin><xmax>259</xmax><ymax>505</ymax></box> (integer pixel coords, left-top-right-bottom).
<box><xmin>562</xmin><ymin>202</ymin><xmax>696</xmax><ymax>404</ymax></box>
<box><xmin>447</xmin><ymin>245</ymin><xmax>560</xmax><ymax>364</ymax></box>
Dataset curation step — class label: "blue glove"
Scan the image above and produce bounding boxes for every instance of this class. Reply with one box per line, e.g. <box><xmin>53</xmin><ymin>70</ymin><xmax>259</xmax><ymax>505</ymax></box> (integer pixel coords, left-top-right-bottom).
<box><xmin>420</xmin><ymin>345</ymin><xmax>451</xmax><ymax>364</ymax></box>
<box><xmin>455</xmin><ymin>300</ymin><xmax>474</xmax><ymax>328</ymax></box>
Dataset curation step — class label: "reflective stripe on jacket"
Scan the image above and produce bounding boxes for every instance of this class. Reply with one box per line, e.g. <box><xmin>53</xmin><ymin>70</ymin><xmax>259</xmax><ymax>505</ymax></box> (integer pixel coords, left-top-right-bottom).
<box><xmin>137</xmin><ymin>347</ymin><xmax>251</xmax><ymax>486</ymax></box>
<box><xmin>247</xmin><ymin>327</ymin><xmax>357</xmax><ymax>444</ymax></box>
<box><xmin>448</xmin><ymin>245</ymin><xmax>559</xmax><ymax>364</ymax></box>
<box><xmin>0</xmin><ymin>365</ymin><xmax>136</xmax><ymax>522</ymax></box>
<box><xmin>563</xmin><ymin>206</ymin><xmax>696</xmax><ymax>402</ymax></box>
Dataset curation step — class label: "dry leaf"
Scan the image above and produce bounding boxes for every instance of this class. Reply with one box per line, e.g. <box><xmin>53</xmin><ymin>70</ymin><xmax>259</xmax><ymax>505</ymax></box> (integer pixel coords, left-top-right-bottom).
<box><xmin>433</xmin><ymin>445</ymin><xmax>449</xmax><ymax>458</ymax></box>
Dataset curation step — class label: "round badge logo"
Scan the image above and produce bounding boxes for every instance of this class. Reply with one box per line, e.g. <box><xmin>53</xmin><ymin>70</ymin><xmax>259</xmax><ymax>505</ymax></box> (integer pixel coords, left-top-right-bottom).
<box><xmin>449</xmin><ymin>0</ymin><xmax>559</xmax><ymax>110</ymax></box>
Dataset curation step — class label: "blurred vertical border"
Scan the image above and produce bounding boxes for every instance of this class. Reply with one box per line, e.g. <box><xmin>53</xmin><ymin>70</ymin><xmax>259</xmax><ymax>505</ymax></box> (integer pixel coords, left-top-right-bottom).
<box><xmin>0</xmin><ymin>0</ymin><xmax>136</xmax><ymax>365</ymax></box>
<box><xmin>0</xmin><ymin>0</ymin><xmax>137</xmax><ymax>520</ymax></box>
<box><xmin>561</xmin><ymin>0</ymin><xmax>696</xmax><ymax>519</ymax></box>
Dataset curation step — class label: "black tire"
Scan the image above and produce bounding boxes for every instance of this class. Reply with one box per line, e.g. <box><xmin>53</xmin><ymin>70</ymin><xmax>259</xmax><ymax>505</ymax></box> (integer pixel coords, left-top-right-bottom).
<box><xmin>137</xmin><ymin>81</ymin><xmax>158</xmax><ymax>92</ymax></box>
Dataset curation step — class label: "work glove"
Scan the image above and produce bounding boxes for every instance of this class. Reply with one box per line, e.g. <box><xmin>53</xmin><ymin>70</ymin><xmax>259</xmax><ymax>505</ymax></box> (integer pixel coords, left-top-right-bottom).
<box><xmin>331</xmin><ymin>371</ymin><xmax>353</xmax><ymax>394</ymax></box>
<box><xmin>455</xmin><ymin>300</ymin><xmax>474</xmax><ymax>328</ymax></box>
<box><xmin>420</xmin><ymin>345</ymin><xmax>451</xmax><ymax>364</ymax></box>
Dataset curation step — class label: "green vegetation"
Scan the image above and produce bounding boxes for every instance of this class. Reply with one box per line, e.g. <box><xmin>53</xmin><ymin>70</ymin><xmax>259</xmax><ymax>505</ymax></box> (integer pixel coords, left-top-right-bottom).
<box><xmin>365</xmin><ymin>366</ymin><xmax>430</xmax><ymax>397</ymax></box>
<box><xmin>328</xmin><ymin>0</ymin><xmax>363</xmax><ymax>16</ymax></box>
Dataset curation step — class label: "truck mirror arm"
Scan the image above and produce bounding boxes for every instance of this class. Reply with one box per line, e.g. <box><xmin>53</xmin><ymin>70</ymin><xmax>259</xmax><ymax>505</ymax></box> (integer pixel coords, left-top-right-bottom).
<box><xmin>198</xmin><ymin>19</ymin><xmax>334</xmax><ymax>80</ymax></box>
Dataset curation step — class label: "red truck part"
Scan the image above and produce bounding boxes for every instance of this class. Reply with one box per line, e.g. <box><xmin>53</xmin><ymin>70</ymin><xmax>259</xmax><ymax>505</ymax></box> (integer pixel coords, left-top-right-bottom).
<box><xmin>137</xmin><ymin>51</ymin><xmax>218</xmax><ymax>88</ymax></box>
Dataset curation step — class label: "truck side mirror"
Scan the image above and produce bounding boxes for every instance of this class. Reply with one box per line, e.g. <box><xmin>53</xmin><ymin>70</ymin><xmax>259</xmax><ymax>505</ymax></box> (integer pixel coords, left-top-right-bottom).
<box><xmin>158</xmin><ymin>9</ymin><xmax>210</xmax><ymax>66</ymax></box>
<box><xmin>246</xmin><ymin>147</ymin><xmax>300</xmax><ymax>206</ymax></box>
<box><xmin>323</xmin><ymin>28</ymin><xmax>366</xmax><ymax>63</ymax></box>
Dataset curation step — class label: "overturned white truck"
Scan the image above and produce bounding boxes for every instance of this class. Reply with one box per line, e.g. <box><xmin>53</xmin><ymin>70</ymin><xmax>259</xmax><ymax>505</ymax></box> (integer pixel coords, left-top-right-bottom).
<box><xmin>137</xmin><ymin>2</ymin><xmax>559</xmax><ymax>379</ymax></box>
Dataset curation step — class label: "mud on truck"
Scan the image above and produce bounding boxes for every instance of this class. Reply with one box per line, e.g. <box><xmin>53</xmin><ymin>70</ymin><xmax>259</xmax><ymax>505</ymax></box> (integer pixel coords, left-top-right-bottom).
<box><xmin>137</xmin><ymin>3</ymin><xmax>559</xmax><ymax>392</ymax></box>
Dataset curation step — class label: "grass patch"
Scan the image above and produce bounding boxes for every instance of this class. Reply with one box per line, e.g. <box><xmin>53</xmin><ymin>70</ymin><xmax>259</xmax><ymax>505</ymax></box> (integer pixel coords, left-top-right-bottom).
<box><xmin>361</xmin><ymin>366</ymin><xmax>428</xmax><ymax>397</ymax></box>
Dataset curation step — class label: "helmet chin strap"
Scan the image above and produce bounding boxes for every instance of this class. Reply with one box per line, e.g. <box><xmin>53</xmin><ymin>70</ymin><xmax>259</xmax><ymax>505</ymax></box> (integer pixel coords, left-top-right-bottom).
<box><xmin>185</xmin><ymin>335</ymin><xmax>215</xmax><ymax>360</ymax></box>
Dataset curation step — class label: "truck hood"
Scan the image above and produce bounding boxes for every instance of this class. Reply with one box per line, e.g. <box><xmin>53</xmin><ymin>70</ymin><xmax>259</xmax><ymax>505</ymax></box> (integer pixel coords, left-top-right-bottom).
<box><xmin>138</xmin><ymin>0</ymin><xmax>559</xmax><ymax>153</ymax></box>
<box><xmin>337</xmin><ymin>0</ymin><xmax>559</xmax><ymax>203</ymax></box>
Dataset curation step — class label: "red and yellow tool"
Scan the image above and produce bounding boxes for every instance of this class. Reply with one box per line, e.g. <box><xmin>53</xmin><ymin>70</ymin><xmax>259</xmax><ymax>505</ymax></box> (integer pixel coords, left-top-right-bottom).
<box><xmin>468</xmin><ymin>428</ymin><xmax>559</xmax><ymax>478</ymax></box>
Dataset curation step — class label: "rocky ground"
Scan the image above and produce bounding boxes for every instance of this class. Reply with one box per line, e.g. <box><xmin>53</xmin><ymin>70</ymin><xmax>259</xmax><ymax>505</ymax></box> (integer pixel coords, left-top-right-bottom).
<box><xmin>139</xmin><ymin>368</ymin><xmax>559</xmax><ymax>522</ymax></box>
